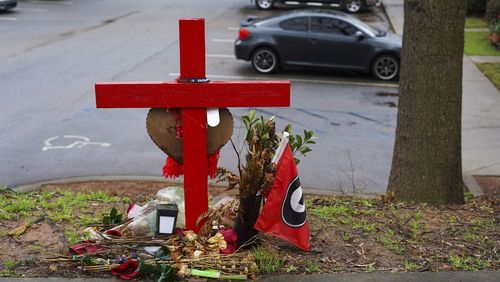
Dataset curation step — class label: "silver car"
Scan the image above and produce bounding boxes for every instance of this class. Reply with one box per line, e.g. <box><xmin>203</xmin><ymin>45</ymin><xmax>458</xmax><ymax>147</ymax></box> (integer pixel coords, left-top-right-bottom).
<box><xmin>253</xmin><ymin>0</ymin><xmax>382</xmax><ymax>13</ymax></box>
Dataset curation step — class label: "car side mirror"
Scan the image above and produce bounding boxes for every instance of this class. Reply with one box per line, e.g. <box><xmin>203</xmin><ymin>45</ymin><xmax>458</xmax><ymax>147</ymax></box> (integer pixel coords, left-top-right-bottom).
<box><xmin>354</xmin><ymin>31</ymin><xmax>365</xmax><ymax>40</ymax></box>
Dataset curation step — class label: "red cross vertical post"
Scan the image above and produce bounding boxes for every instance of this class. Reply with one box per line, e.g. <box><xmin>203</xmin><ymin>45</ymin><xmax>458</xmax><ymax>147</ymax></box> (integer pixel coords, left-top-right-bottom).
<box><xmin>95</xmin><ymin>18</ymin><xmax>290</xmax><ymax>232</ymax></box>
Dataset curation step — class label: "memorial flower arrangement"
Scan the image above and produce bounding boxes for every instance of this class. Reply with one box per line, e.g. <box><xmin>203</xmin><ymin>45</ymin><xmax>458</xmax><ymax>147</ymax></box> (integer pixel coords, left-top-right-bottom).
<box><xmin>216</xmin><ymin>110</ymin><xmax>316</xmax><ymax>245</ymax></box>
<box><xmin>43</xmin><ymin>111</ymin><xmax>314</xmax><ymax>280</ymax></box>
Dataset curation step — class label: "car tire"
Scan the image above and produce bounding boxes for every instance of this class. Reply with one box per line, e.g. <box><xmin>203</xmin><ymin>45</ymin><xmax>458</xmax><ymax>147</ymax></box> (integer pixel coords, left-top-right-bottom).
<box><xmin>255</xmin><ymin>0</ymin><xmax>274</xmax><ymax>10</ymax></box>
<box><xmin>343</xmin><ymin>0</ymin><xmax>363</xmax><ymax>13</ymax></box>
<box><xmin>371</xmin><ymin>54</ymin><xmax>400</xmax><ymax>81</ymax></box>
<box><xmin>251</xmin><ymin>47</ymin><xmax>279</xmax><ymax>74</ymax></box>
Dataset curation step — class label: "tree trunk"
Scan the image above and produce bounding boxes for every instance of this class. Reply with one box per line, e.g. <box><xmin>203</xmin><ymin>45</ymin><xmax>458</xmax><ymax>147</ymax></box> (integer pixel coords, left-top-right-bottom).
<box><xmin>387</xmin><ymin>0</ymin><xmax>466</xmax><ymax>204</ymax></box>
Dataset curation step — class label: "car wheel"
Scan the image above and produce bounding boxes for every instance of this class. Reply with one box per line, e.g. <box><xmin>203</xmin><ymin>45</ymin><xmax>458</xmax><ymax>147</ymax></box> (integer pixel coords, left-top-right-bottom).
<box><xmin>372</xmin><ymin>54</ymin><xmax>399</xmax><ymax>81</ymax></box>
<box><xmin>343</xmin><ymin>0</ymin><xmax>363</xmax><ymax>13</ymax></box>
<box><xmin>256</xmin><ymin>0</ymin><xmax>274</xmax><ymax>10</ymax></box>
<box><xmin>251</xmin><ymin>47</ymin><xmax>279</xmax><ymax>74</ymax></box>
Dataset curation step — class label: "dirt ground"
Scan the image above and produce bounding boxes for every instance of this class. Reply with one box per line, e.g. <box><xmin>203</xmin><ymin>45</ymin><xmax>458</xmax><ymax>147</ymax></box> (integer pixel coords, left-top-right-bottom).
<box><xmin>0</xmin><ymin>177</ymin><xmax>498</xmax><ymax>279</ymax></box>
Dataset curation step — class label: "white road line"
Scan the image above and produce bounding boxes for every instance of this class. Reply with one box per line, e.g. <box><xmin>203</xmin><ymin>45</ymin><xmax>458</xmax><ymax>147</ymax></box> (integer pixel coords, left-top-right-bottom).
<box><xmin>206</xmin><ymin>54</ymin><xmax>234</xmax><ymax>58</ymax></box>
<box><xmin>212</xmin><ymin>39</ymin><xmax>234</xmax><ymax>43</ymax></box>
<box><xmin>0</xmin><ymin>17</ymin><xmax>16</xmax><ymax>21</ymax></box>
<box><xmin>306</xmin><ymin>2</ymin><xmax>323</xmax><ymax>6</ymax></box>
<box><xmin>25</xmin><ymin>0</ymin><xmax>74</xmax><ymax>5</ymax></box>
<box><xmin>15</xmin><ymin>7</ymin><xmax>48</xmax><ymax>12</ymax></box>
<box><xmin>168</xmin><ymin>72</ymin><xmax>398</xmax><ymax>88</ymax></box>
<box><xmin>227</xmin><ymin>27</ymin><xmax>239</xmax><ymax>31</ymax></box>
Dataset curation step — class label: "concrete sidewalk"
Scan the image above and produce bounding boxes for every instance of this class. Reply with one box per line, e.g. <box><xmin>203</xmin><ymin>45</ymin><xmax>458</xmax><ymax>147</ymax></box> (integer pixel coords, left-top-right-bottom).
<box><xmin>383</xmin><ymin>0</ymin><xmax>500</xmax><ymax>183</ymax></box>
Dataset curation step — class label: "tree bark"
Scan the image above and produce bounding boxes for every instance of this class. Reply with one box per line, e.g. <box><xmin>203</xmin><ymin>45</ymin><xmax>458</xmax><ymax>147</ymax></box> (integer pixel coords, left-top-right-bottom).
<box><xmin>387</xmin><ymin>0</ymin><xmax>466</xmax><ymax>204</ymax></box>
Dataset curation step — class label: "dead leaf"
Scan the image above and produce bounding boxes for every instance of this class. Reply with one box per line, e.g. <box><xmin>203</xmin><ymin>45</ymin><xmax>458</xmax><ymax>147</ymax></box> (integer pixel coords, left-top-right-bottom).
<box><xmin>354</xmin><ymin>262</ymin><xmax>376</xmax><ymax>268</ymax></box>
<box><xmin>8</xmin><ymin>223</ymin><xmax>28</xmax><ymax>238</ymax></box>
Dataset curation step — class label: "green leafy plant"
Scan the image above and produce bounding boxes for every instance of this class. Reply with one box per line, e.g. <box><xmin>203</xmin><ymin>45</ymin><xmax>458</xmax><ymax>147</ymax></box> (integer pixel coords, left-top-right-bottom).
<box><xmin>138</xmin><ymin>259</ymin><xmax>178</xmax><ymax>282</ymax></box>
<box><xmin>101</xmin><ymin>207</ymin><xmax>123</xmax><ymax>225</ymax></box>
<box><xmin>286</xmin><ymin>126</ymin><xmax>316</xmax><ymax>164</ymax></box>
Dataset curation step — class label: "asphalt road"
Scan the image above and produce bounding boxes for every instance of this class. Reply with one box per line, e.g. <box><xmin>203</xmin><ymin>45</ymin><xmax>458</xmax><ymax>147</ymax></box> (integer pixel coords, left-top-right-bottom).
<box><xmin>0</xmin><ymin>0</ymin><xmax>399</xmax><ymax>193</ymax></box>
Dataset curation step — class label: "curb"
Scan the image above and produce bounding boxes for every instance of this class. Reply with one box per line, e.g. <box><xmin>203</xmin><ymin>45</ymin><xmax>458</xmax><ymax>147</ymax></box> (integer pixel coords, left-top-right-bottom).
<box><xmin>381</xmin><ymin>2</ymin><xmax>396</xmax><ymax>34</ymax></box>
<box><xmin>463</xmin><ymin>174</ymin><xmax>484</xmax><ymax>197</ymax></box>
<box><xmin>10</xmin><ymin>175</ymin><xmax>377</xmax><ymax>198</ymax></box>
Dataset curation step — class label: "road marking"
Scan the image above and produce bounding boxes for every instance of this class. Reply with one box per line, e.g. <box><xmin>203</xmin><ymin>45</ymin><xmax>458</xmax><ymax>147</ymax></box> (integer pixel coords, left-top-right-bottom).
<box><xmin>0</xmin><ymin>17</ymin><xmax>16</xmax><ymax>21</ymax></box>
<box><xmin>212</xmin><ymin>39</ymin><xmax>234</xmax><ymax>43</ymax></box>
<box><xmin>16</xmin><ymin>7</ymin><xmax>48</xmax><ymax>12</ymax></box>
<box><xmin>206</xmin><ymin>54</ymin><xmax>234</xmax><ymax>58</ymax></box>
<box><xmin>227</xmin><ymin>27</ymin><xmax>239</xmax><ymax>31</ymax></box>
<box><xmin>306</xmin><ymin>2</ymin><xmax>323</xmax><ymax>6</ymax></box>
<box><xmin>25</xmin><ymin>0</ymin><xmax>74</xmax><ymax>5</ymax></box>
<box><xmin>168</xmin><ymin>73</ymin><xmax>398</xmax><ymax>88</ymax></box>
<box><xmin>42</xmin><ymin>135</ymin><xmax>111</xmax><ymax>151</ymax></box>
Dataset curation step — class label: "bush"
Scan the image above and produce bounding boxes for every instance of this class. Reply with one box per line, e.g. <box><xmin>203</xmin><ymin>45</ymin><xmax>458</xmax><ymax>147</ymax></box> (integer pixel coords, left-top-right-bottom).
<box><xmin>467</xmin><ymin>0</ymin><xmax>487</xmax><ymax>15</ymax></box>
<box><xmin>486</xmin><ymin>0</ymin><xmax>500</xmax><ymax>25</ymax></box>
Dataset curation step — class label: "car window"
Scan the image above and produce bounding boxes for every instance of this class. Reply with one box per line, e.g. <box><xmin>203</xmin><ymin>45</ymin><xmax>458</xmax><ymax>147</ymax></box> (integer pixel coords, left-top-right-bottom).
<box><xmin>311</xmin><ymin>17</ymin><xmax>359</xmax><ymax>36</ymax></box>
<box><xmin>279</xmin><ymin>17</ymin><xmax>308</xmax><ymax>32</ymax></box>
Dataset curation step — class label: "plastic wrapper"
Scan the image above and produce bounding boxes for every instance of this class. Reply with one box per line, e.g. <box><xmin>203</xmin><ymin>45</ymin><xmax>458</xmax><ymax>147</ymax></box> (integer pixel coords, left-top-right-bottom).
<box><xmin>156</xmin><ymin>187</ymin><xmax>185</xmax><ymax>228</ymax></box>
<box><xmin>127</xmin><ymin>201</ymin><xmax>158</xmax><ymax>236</ymax></box>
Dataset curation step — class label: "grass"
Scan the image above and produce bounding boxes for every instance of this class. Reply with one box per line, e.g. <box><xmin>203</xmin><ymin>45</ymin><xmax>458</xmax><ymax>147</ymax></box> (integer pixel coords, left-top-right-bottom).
<box><xmin>375</xmin><ymin>235</ymin><xmax>404</xmax><ymax>255</ymax></box>
<box><xmin>465</xmin><ymin>17</ymin><xmax>488</xmax><ymax>28</ymax></box>
<box><xmin>0</xmin><ymin>189</ymin><xmax>128</xmax><ymax>224</ymax></box>
<box><xmin>285</xmin><ymin>265</ymin><xmax>298</xmax><ymax>273</ymax></box>
<box><xmin>477</xmin><ymin>62</ymin><xmax>500</xmax><ymax>90</ymax></box>
<box><xmin>464</xmin><ymin>32</ymin><xmax>500</xmax><ymax>56</ymax></box>
<box><xmin>402</xmin><ymin>259</ymin><xmax>419</xmax><ymax>271</ymax></box>
<box><xmin>304</xmin><ymin>260</ymin><xmax>322</xmax><ymax>274</ymax></box>
<box><xmin>64</xmin><ymin>230</ymin><xmax>81</xmax><ymax>245</ymax></box>
<box><xmin>447</xmin><ymin>254</ymin><xmax>491</xmax><ymax>271</ymax></box>
<box><xmin>0</xmin><ymin>260</ymin><xmax>18</xmax><ymax>277</ymax></box>
<box><xmin>253</xmin><ymin>247</ymin><xmax>283</xmax><ymax>274</ymax></box>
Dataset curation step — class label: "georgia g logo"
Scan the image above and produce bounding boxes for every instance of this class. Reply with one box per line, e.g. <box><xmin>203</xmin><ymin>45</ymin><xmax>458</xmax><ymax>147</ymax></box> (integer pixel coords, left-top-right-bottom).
<box><xmin>281</xmin><ymin>175</ymin><xmax>307</xmax><ymax>228</ymax></box>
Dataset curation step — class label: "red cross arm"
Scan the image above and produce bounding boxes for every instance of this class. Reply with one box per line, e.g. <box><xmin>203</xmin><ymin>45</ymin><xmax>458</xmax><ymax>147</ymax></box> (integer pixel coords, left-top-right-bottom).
<box><xmin>95</xmin><ymin>81</ymin><xmax>290</xmax><ymax>108</ymax></box>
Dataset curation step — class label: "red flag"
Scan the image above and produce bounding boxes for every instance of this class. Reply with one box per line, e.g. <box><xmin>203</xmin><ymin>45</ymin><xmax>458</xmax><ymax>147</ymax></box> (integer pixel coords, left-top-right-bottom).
<box><xmin>254</xmin><ymin>144</ymin><xmax>310</xmax><ymax>251</ymax></box>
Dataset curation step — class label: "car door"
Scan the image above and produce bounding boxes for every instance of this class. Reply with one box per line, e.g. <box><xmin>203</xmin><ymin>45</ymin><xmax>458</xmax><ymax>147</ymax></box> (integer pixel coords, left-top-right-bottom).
<box><xmin>272</xmin><ymin>16</ymin><xmax>309</xmax><ymax>67</ymax></box>
<box><xmin>308</xmin><ymin>16</ymin><xmax>373</xmax><ymax>71</ymax></box>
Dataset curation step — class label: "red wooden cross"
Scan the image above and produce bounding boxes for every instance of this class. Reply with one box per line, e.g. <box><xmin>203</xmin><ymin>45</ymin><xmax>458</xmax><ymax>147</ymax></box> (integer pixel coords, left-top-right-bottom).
<box><xmin>95</xmin><ymin>18</ymin><xmax>290</xmax><ymax>232</ymax></box>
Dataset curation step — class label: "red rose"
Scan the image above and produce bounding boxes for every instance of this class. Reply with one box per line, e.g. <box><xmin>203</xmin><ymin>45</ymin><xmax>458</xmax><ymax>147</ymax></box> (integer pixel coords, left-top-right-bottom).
<box><xmin>111</xmin><ymin>260</ymin><xmax>140</xmax><ymax>280</ymax></box>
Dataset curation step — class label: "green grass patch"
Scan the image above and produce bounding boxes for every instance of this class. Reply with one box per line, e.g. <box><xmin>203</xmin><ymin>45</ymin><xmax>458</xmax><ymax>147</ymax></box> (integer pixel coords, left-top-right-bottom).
<box><xmin>312</xmin><ymin>204</ymin><xmax>350</xmax><ymax>221</ymax></box>
<box><xmin>375</xmin><ymin>235</ymin><xmax>404</xmax><ymax>255</ymax></box>
<box><xmin>477</xmin><ymin>62</ymin><xmax>500</xmax><ymax>90</ymax></box>
<box><xmin>464</xmin><ymin>32</ymin><xmax>500</xmax><ymax>56</ymax></box>
<box><xmin>304</xmin><ymin>260</ymin><xmax>322</xmax><ymax>274</ymax></box>
<box><xmin>402</xmin><ymin>259</ymin><xmax>419</xmax><ymax>271</ymax></box>
<box><xmin>465</xmin><ymin>17</ymin><xmax>488</xmax><ymax>28</ymax></box>
<box><xmin>0</xmin><ymin>189</ymin><xmax>129</xmax><ymax>224</ymax></box>
<box><xmin>0</xmin><ymin>259</ymin><xmax>18</xmax><ymax>277</ymax></box>
<box><xmin>447</xmin><ymin>254</ymin><xmax>491</xmax><ymax>271</ymax></box>
<box><xmin>253</xmin><ymin>247</ymin><xmax>283</xmax><ymax>274</ymax></box>
<box><xmin>64</xmin><ymin>230</ymin><xmax>84</xmax><ymax>245</ymax></box>
<box><xmin>285</xmin><ymin>265</ymin><xmax>298</xmax><ymax>273</ymax></box>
